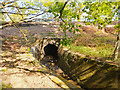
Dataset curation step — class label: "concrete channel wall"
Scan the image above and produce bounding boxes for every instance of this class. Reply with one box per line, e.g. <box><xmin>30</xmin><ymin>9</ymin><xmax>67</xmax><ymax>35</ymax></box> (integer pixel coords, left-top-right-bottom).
<box><xmin>58</xmin><ymin>46</ymin><xmax>120</xmax><ymax>89</ymax></box>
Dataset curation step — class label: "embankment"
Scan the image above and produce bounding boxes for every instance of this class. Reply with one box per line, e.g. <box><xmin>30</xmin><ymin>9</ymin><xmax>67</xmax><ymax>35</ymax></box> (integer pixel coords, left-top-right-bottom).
<box><xmin>58</xmin><ymin>46</ymin><xmax>120</xmax><ymax>89</ymax></box>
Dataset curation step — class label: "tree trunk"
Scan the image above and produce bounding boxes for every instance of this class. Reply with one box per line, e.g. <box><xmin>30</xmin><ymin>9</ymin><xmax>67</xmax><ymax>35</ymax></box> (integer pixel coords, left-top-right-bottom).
<box><xmin>113</xmin><ymin>31</ymin><xmax>120</xmax><ymax>61</ymax></box>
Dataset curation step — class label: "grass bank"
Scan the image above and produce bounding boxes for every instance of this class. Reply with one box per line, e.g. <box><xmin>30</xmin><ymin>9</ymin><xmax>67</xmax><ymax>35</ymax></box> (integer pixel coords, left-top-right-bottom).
<box><xmin>66</xmin><ymin>31</ymin><xmax>117</xmax><ymax>60</ymax></box>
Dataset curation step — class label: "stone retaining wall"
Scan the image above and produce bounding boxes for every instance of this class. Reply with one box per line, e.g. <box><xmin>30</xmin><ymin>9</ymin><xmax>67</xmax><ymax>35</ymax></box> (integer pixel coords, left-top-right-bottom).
<box><xmin>58</xmin><ymin>46</ymin><xmax>120</xmax><ymax>89</ymax></box>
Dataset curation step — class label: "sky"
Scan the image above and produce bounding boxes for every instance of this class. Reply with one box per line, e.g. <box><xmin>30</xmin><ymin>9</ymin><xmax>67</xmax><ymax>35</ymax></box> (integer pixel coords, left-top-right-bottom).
<box><xmin>1</xmin><ymin>0</ymin><xmax>88</xmax><ymax>22</ymax></box>
<box><xmin>0</xmin><ymin>0</ymin><xmax>118</xmax><ymax>22</ymax></box>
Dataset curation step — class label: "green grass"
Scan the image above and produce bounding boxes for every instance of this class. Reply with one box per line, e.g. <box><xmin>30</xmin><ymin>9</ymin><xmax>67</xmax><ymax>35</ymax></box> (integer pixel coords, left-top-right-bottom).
<box><xmin>66</xmin><ymin>45</ymin><xmax>114</xmax><ymax>58</ymax></box>
<box><xmin>0</xmin><ymin>82</ymin><xmax>12</xmax><ymax>89</ymax></box>
<box><xmin>66</xmin><ymin>31</ymin><xmax>116</xmax><ymax>59</ymax></box>
<box><xmin>1</xmin><ymin>69</ymin><xmax>8</xmax><ymax>72</ymax></box>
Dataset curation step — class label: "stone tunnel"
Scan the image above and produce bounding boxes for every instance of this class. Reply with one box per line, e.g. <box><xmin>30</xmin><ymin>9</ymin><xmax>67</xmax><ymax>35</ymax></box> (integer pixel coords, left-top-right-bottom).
<box><xmin>31</xmin><ymin>37</ymin><xmax>62</xmax><ymax>62</ymax></box>
<box><xmin>44</xmin><ymin>44</ymin><xmax>58</xmax><ymax>60</ymax></box>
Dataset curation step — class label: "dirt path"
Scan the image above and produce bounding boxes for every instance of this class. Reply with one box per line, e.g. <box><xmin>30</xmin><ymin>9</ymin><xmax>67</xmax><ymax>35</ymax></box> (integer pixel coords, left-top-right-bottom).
<box><xmin>1</xmin><ymin>37</ymin><xmax>62</xmax><ymax>88</ymax></box>
<box><xmin>1</xmin><ymin>52</ymin><xmax>62</xmax><ymax>88</ymax></box>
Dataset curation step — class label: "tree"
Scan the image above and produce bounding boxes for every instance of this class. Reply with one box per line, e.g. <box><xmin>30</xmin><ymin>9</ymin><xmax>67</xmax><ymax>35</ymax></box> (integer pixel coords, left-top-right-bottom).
<box><xmin>113</xmin><ymin>24</ymin><xmax>120</xmax><ymax>60</ymax></box>
<box><xmin>82</xmin><ymin>1</ymin><xmax>120</xmax><ymax>60</ymax></box>
<box><xmin>0</xmin><ymin>0</ymin><xmax>119</xmax><ymax>60</ymax></box>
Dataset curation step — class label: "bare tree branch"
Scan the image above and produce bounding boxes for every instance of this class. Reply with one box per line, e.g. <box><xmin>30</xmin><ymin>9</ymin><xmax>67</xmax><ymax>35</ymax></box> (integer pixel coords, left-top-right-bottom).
<box><xmin>1</xmin><ymin>0</ymin><xmax>46</xmax><ymax>28</ymax></box>
<box><xmin>1</xmin><ymin>11</ymin><xmax>47</xmax><ymax>27</ymax></box>
<box><xmin>59</xmin><ymin>0</ymin><xmax>70</xmax><ymax>22</ymax></box>
<box><xmin>16</xmin><ymin>6</ymin><xmax>25</xmax><ymax>21</ymax></box>
<box><xmin>0</xmin><ymin>5</ymin><xmax>41</xmax><ymax>10</ymax></box>
<box><xmin>1</xmin><ymin>0</ymin><xmax>19</xmax><ymax>5</ymax></box>
<box><xmin>0</xmin><ymin>11</ymin><xmax>38</xmax><ymax>15</ymax></box>
<box><xmin>24</xmin><ymin>11</ymin><xmax>46</xmax><ymax>21</ymax></box>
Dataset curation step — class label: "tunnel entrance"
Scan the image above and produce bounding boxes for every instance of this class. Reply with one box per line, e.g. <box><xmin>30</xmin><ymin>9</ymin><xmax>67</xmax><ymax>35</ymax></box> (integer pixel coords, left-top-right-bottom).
<box><xmin>44</xmin><ymin>44</ymin><xmax>58</xmax><ymax>63</ymax></box>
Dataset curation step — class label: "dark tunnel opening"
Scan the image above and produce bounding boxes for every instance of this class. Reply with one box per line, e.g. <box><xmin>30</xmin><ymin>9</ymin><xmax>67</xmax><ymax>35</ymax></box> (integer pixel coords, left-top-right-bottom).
<box><xmin>44</xmin><ymin>44</ymin><xmax>58</xmax><ymax>63</ymax></box>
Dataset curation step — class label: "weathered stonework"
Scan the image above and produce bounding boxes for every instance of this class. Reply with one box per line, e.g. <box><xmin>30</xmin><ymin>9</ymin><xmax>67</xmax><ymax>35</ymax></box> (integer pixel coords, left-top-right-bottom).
<box><xmin>58</xmin><ymin>46</ymin><xmax>120</xmax><ymax>89</ymax></box>
<box><xmin>31</xmin><ymin>38</ymin><xmax>62</xmax><ymax>60</ymax></box>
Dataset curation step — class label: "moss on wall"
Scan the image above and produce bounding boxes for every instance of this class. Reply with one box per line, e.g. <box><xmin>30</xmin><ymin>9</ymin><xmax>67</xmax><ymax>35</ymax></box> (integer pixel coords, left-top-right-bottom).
<box><xmin>58</xmin><ymin>46</ymin><xmax>120</xmax><ymax>89</ymax></box>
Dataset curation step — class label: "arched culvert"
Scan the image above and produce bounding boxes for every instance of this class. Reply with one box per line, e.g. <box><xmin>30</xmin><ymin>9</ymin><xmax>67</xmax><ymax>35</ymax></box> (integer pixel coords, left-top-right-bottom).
<box><xmin>44</xmin><ymin>44</ymin><xmax>58</xmax><ymax>63</ymax></box>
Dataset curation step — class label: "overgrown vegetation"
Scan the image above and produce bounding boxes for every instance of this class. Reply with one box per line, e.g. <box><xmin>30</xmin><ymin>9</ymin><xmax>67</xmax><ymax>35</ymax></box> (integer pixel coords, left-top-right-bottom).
<box><xmin>66</xmin><ymin>31</ymin><xmax>117</xmax><ymax>60</ymax></box>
